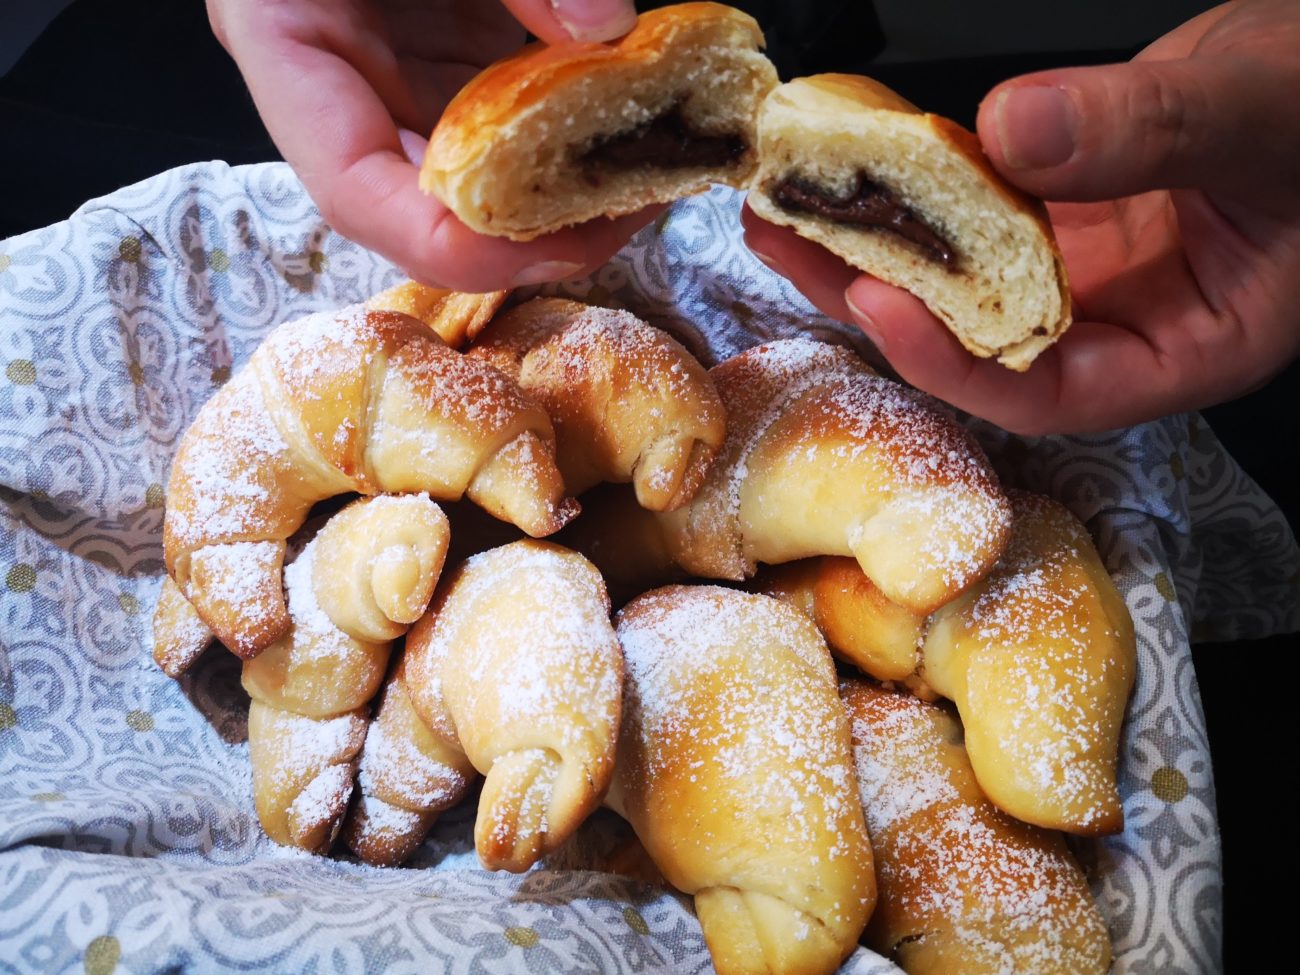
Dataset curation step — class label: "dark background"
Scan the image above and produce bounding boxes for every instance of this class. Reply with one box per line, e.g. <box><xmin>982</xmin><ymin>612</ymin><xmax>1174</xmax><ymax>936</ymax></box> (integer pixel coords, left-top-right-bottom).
<box><xmin>2</xmin><ymin>1</ymin><xmax>1294</xmax><ymax>968</ymax></box>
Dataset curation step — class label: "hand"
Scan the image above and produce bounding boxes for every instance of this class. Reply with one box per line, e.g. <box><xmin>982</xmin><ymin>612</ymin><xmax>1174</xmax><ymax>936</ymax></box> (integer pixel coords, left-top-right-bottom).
<box><xmin>743</xmin><ymin>0</ymin><xmax>1300</xmax><ymax>434</ymax></box>
<box><xmin>207</xmin><ymin>0</ymin><xmax>648</xmax><ymax>292</ymax></box>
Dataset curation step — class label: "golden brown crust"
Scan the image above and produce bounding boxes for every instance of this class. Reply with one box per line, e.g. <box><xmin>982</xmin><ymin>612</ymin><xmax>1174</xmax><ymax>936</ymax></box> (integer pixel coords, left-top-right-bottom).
<box><xmin>402</xmin><ymin>540</ymin><xmax>623</xmax><ymax>872</ymax></box>
<box><xmin>425</xmin><ymin>3</ymin><xmax>765</xmax><ymax>180</ymax></box>
<box><xmin>422</xmin><ymin>3</ymin><xmax>776</xmax><ymax>239</ymax></box>
<box><xmin>468</xmin><ymin>298</ymin><xmax>726</xmax><ymax>510</ymax></box>
<box><xmin>163</xmin><ymin>304</ymin><xmax>574</xmax><ymax>658</ymax></box>
<box><xmin>151</xmin><ymin>575</ymin><xmax>214</xmax><ymax>678</ymax></box>
<box><xmin>842</xmin><ymin>680</ymin><xmax>1112</xmax><ymax>975</ymax></box>
<box><xmin>657</xmin><ymin>339</ymin><xmax>1012</xmax><ymax>612</ymax></box>
<box><xmin>922</xmin><ymin>491</ymin><xmax>1136</xmax><ymax>835</ymax></box>
<box><xmin>342</xmin><ymin>654</ymin><xmax>477</xmax><ymax>867</ymax></box>
<box><xmin>750</xmin><ymin>74</ymin><xmax>1071</xmax><ymax>370</ymax></box>
<box><xmin>365</xmin><ymin>281</ymin><xmax>509</xmax><ymax>348</ymax></box>
<box><xmin>611</xmin><ymin>585</ymin><xmax>875</xmax><ymax>975</ymax></box>
<box><xmin>755</xmin><ymin>556</ymin><xmax>924</xmax><ymax>681</ymax></box>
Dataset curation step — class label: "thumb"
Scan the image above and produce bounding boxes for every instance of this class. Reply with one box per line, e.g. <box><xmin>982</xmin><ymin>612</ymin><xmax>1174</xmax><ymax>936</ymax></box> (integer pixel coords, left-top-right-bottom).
<box><xmin>500</xmin><ymin>0</ymin><xmax>638</xmax><ymax>44</ymax></box>
<box><xmin>977</xmin><ymin>57</ymin><xmax>1291</xmax><ymax>203</ymax></box>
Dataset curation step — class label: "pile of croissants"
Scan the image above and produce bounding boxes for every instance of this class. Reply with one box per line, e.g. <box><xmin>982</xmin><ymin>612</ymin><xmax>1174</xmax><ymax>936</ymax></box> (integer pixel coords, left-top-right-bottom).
<box><xmin>152</xmin><ymin>283</ymin><xmax>1135</xmax><ymax>975</ymax></box>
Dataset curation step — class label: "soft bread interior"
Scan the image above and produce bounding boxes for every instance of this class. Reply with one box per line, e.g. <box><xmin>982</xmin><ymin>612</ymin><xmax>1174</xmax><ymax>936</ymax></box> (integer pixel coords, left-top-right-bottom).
<box><xmin>424</xmin><ymin>6</ymin><xmax>778</xmax><ymax>240</ymax></box>
<box><xmin>750</xmin><ymin>75</ymin><xmax>1069</xmax><ymax>370</ymax></box>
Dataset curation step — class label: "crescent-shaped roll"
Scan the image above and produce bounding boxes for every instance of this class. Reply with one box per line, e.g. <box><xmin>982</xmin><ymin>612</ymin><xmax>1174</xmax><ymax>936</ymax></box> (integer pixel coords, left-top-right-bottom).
<box><xmin>163</xmin><ymin>304</ymin><xmax>576</xmax><ymax>658</ymax></box>
<box><xmin>310</xmin><ymin>493</ymin><xmax>450</xmax><ymax>642</ymax></box>
<box><xmin>608</xmin><ymin>585</ymin><xmax>875</xmax><ymax>975</ymax></box>
<box><xmin>421</xmin><ymin>3</ymin><xmax>778</xmax><ymax>240</ymax></box>
<box><xmin>241</xmin><ymin>494</ymin><xmax>450</xmax><ymax>853</ymax></box>
<box><xmin>638</xmin><ymin>339</ymin><xmax>1011</xmax><ymax>613</ymax></box>
<box><xmin>921</xmin><ymin>491</ymin><xmax>1136</xmax><ymax>835</ymax></box>
<box><xmin>365</xmin><ymin>280</ymin><xmax>508</xmax><ymax>349</ymax></box>
<box><xmin>468</xmin><ymin>298</ymin><xmax>726</xmax><ymax>511</ymax></box>
<box><xmin>341</xmin><ymin>654</ymin><xmax>477</xmax><ymax>867</ymax></box>
<box><xmin>841</xmin><ymin>680</ymin><xmax>1112</xmax><ymax>974</ymax></box>
<box><xmin>375</xmin><ymin>540</ymin><xmax>623</xmax><ymax>872</ymax></box>
<box><xmin>151</xmin><ymin>575</ymin><xmax>215</xmax><ymax>678</ymax></box>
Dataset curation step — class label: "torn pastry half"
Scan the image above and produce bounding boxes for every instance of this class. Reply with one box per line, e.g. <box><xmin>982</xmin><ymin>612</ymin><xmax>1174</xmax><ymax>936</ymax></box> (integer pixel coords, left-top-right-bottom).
<box><xmin>421</xmin><ymin>2</ymin><xmax>778</xmax><ymax>240</ymax></box>
<box><xmin>748</xmin><ymin>74</ymin><xmax>1071</xmax><ymax>371</ymax></box>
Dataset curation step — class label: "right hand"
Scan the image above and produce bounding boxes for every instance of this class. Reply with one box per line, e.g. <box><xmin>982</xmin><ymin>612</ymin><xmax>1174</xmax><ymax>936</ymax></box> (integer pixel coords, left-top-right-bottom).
<box><xmin>207</xmin><ymin>0</ymin><xmax>648</xmax><ymax>292</ymax></box>
<box><xmin>744</xmin><ymin>0</ymin><xmax>1300</xmax><ymax>435</ymax></box>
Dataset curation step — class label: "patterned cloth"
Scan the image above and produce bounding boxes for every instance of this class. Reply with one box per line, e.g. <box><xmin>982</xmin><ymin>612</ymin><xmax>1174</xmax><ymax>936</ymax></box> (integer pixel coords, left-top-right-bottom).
<box><xmin>2</xmin><ymin>162</ymin><xmax>1296</xmax><ymax>974</ymax></box>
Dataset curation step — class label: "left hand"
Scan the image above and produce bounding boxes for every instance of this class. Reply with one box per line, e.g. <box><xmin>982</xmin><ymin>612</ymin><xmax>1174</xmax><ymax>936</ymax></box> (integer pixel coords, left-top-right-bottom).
<box><xmin>208</xmin><ymin>0</ymin><xmax>650</xmax><ymax>292</ymax></box>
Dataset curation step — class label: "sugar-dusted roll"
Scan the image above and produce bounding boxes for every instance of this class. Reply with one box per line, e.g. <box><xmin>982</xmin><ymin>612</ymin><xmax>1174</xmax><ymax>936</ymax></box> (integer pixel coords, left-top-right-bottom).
<box><xmin>468</xmin><ymin>298</ymin><xmax>726</xmax><ymax>511</ymax></box>
<box><xmin>346</xmin><ymin>540</ymin><xmax>623</xmax><ymax>872</ymax></box>
<box><xmin>341</xmin><ymin>654</ymin><xmax>476</xmax><ymax>867</ymax></box>
<box><xmin>842</xmin><ymin>680</ymin><xmax>1112</xmax><ymax>974</ymax></box>
<box><xmin>241</xmin><ymin>494</ymin><xmax>450</xmax><ymax>853</ymax></box>
<box><xmin>656</xmin><ymin>339</ymin><xmax>1012</xmax><ymax>613</ymax></box>
<box><xmin>748</xmin><ymin>74</ymin><xmax>1071</xmax><ymax>370</ymax></box>
<box><xmin>609</xmin><ymin>585</ymin><xmax>875</xmax><ymax>975</ymax></box>
<box><xmin>163</xmin><ymin>305</ymin><xmax>576</xmax><ymax>658</ymax></box>
<box><xmin>421</xmin><ymin>3</ymin><xmax>778</xmax><ymax>240</ymax></box>
<box><xmin>922</xmin><ymin>491</ymin><xmax>1136</xmax><ymax>834</ymax></box>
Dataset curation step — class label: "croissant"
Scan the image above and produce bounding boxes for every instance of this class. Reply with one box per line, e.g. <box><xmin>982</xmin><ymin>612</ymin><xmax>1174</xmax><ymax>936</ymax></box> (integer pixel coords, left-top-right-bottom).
<box><xmin>341</xmin><ymin>653</ymin><xmax>476</xmax><ymax>867</ymax></box>
<box><xmin>841</xmin><ymin>680</ymin><xmax>1111</xmax><ymax>974</ymax></box>
<box><xmin>365</xmin><ymin>280</ymin><xmax>508</xmax><ymax>349</ymax></box>
<box><xmin>467</xmin><ymin>298</ymin><xmax>726</xmax><ymax>511</ymax></box>
<box><xmin>569</xmin><ymin>339</ymin><xmax>1009</xmax><ymax>613</ymax></box>
<box><xmin>163</xmin><ymin>305</ymin><xmax>575</xmax><ymax>658</ymax></box>
<box><xmin>241</xmin><ymin>493</ymin><xmax>450</xmax><ymax>853</ymax></box>
<box><xmin>757</xmin><ymin>492</ymin><xmax>1134</xmax><ymax>834</ymax></box>
<box><xmin>608</xmin><ymin>585</ymin><xmax>875</xmax><ymax>975</ymax></box>
<box><xmin>921</xmin><ymin>491</ymin><xmax>1136</xmax><ymax>834</ymax></box>
<box><xmin>346</xmin><ymin>540</ymin><xmax>623</xmax><ymax>872</ymax></box>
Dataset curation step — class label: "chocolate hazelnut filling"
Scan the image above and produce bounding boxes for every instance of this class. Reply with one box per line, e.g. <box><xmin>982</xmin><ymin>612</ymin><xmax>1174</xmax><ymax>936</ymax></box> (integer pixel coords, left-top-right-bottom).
<box><xmin>579</xmin><ymin>105</ymin><xmax>747</xmax><ymax>172</ymax></box>
<box><xmin>771</xmin><ymin>173</ymin><xmax>957</xmax><ymax>270</ymax></box>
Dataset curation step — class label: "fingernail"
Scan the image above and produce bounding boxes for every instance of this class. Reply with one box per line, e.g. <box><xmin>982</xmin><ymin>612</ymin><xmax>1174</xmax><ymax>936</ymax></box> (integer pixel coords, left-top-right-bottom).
<box><xmin>844</xmin><ymin>290</ymin><xmax>885</xmax><ymax>352</ymax></box>
<box><xmin>552</xmin><ymin>0</ymin><xmax>638</xmax><ymax>42</ymax></box>
<box><xmin>748</xmin><ymin>245</ymin><xmax>788</xmax><ymax>277</ymax></box>
<box><xmin>397</xmin><ymin>128</ymin><xmax>427</xmax><ymax>167</ymax></box>
<box><xmin>511</xmin><ymin>261</ymin><xmax>584</xmax><ymax>287</ymax></box>
<box><xmin>994</xmin><ymin>86</ymin><xmax>1078</xmax><ymax>169</ymax></box>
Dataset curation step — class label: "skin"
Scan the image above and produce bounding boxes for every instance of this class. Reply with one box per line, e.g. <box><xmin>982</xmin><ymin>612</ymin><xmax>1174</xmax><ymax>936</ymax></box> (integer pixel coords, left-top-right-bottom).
<box><xmin>743</xmin><ymin>0</ymin><xmax>1300</xmax><ymax>435</ymax></box>
<box><xmin>206</xmin><ymin>0</ymin><xmax>648</xmax><ymax>292</ymax></box>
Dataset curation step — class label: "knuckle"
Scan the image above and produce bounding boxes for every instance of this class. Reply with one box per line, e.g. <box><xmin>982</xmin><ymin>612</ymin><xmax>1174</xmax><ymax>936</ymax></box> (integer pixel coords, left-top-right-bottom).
<box><xmin>1122</xmin><ymin>64</ymin><xmax>1206</xmax><ymax>177</ymax></box>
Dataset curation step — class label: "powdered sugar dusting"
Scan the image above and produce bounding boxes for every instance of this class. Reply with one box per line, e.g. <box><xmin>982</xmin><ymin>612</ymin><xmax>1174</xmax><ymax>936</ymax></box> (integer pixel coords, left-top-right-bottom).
<box><xmin>167</xmin><ymin>369</ymin><xmax>292</xmax><ymax>548</ymax></box>
<box><xmin>275</xmin><ymin>709</ymin><xmax>366</xmax><ymax>773</ymax></box>
<box><xmin>188</xmin><ymin>540</ymin><xmax>283</xmax><ymax>635</ymax></box>
<box><xmin>358</xmin><ymin>708</ymin><xmax>471</xmax><ymax>809</ymax></box>
<box><xmin>283</xmin><ymin>542</ymin><xmax>363</xmax><ymax>667</ymax></box>
<box><xmin>616</xmin><ymin>586</ymin><xmax>864</xmax><ymax>900</ymax></box>
<box><xmin>471</xmin><ymin>299</ymin><xmax>723</xmax><ymax>496</ymax></box>
<box><xmin>936</xmin><ymin>493</ymin><xmax>1131</xmax><ymax>828</ymax></box>
<box><xmin>287</xmin><ymin>763</ymin><xmax>355</xmax><ymax>835</ymax></box>
<box><xmin>846</xmin><ymin>684</ymin><xmax>1109</xmax><ymax>971</ymax></box>
<box><xmin>769</xmin><ymin>367</ymin><xmax>1010</xmax><ymax>599</ymax></box>
<box><xmin>670</xmin><ymin>339</ymin><xmax>868</xmax><ymax>574</ymax></box>
<box><xmin>430</xmin><ymin>542</ymin><xmax>622</xmax><ymax>746</ymax></box>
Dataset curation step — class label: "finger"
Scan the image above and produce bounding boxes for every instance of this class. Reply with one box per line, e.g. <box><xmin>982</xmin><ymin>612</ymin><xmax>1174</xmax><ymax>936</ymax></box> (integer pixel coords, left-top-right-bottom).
<box><xmin>221</xmin><ymin>16</ymin><xmax>653</xmax><ymax>290</ymax></box>
<box><xmin>977</xmin><ymin>57</ymin><xmax>1300</xmax><ymax>206</ymax></box>
<box><xmin>842</xmin><ymin>276</ymin><xmax>1215</xmax><ymax>435</ymax></box>
<box><xmin>740</xmin><ymin>206</ymin><xmax>860</xmax><ymax>323</ymax></box>
<box><xmin>500</xmin><ymin>0</ymin><xmax>638</xmax><ymax>43</ymax></box>
<box><xmin>413</xmin><ymin>204</ymin><xmax>665</xmax><ymax>291</ymax></box>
